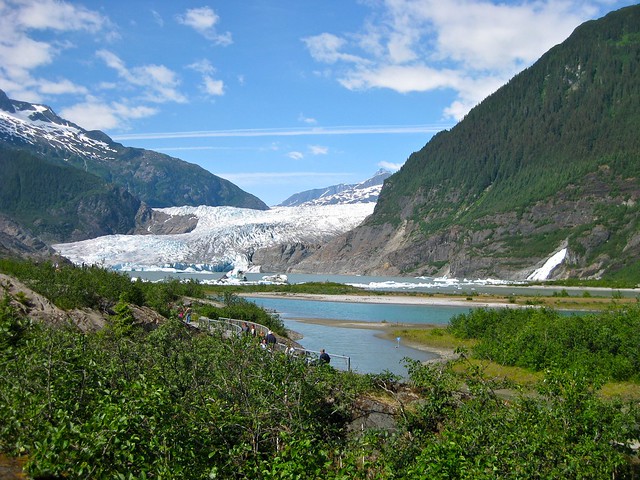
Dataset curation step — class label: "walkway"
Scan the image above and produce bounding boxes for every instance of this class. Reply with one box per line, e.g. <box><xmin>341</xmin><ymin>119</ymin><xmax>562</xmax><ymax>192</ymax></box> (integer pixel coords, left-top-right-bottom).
<box><xmin>193</xmin><ymin>316</ymin><xmax>351</xmax><ymax>371</ymax></box>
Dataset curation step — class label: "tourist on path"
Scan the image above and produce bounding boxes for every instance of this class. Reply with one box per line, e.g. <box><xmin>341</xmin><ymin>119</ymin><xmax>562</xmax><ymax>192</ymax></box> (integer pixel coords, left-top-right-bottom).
<box><xmin>319</xmin><ymin>349</ymin><xmax>331</xmax><ymax>364</ymax></box>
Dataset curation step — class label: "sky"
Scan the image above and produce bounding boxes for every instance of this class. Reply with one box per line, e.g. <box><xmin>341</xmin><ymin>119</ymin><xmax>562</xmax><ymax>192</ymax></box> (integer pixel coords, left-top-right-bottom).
<box><xmin>0</xmin><ymin>0</ymin><xmax>636</xmax><ymax>206</ymax></box>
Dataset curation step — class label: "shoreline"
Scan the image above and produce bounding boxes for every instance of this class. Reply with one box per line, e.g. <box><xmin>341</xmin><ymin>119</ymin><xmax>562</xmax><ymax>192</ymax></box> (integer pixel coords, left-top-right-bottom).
<box><xmin>241</xmin><ymin>291</ymin><xmax>516</xmax><ymax>308</ymax></box>
<box><xmin>277</xmin><ymin>315</ymin><xmax>458</xmax><ymax>363</ymax></box>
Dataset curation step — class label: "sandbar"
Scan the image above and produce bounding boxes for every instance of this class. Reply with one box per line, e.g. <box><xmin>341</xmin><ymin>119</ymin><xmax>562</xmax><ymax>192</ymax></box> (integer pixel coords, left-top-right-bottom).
<box><xmin>286</xmin><ymin>316</ymin><xmax>458</xmax><ymax>363</ymax></box>
<box><xmin>242</xmin><ymin>291</ymin><xmax>515</xmax><ymax>308</ymax></box>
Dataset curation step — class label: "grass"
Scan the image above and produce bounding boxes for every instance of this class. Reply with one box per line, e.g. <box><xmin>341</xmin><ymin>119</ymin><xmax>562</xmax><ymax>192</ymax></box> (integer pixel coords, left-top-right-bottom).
<box><xmin>506</xmin><ymin>294</ymin><xmax>639</xmax><ymax>310</ymax></box>
<box><xmin>387</xmin><ymin>325</ymin><xmax>477</xmax><ymax>351</ymax></box>
<box><xmin>452</xmin><ymin>359</ymin><xmax>543</xmax><ymax>389</ymax></box>
<box><xmin>387</xmin><ymin>324</ymin><xmax>640</xmax><ymax>400</ymax></box>
<box><xmin>599</xmin><ymin>381</ymin><xmax>640</xmax><ymax>401</ymax></box>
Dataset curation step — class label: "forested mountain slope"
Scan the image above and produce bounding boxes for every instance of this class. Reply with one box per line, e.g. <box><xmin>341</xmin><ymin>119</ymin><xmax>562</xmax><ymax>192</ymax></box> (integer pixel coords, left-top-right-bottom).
<box><xmin>295</xmin><ymin>5</ymin><xmax>640</xmax><ymax>281</ymax></box>
<box><xmin>0</xmin><ymin>145</ymin><xmax>149</xmax><ymax>243</ymax></box>
<box><xmin>0</xmin><ymin>89</ymin><xmax>267</xmax><ymax>211</ymax></box>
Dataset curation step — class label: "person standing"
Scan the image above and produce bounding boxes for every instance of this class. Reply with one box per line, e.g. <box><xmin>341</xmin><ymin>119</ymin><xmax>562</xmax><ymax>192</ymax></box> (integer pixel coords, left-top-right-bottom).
<box><xmin>319</xmin><ymin>349</ymin><xmax>330</xmax><ymax>364</ymax></box>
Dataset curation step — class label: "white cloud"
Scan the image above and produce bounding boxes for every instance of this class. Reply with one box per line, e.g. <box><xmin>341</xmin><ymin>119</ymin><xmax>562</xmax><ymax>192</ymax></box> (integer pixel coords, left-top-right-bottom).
<box><xmin>379</xmin><ymin>161</ymin><xmax>403</xmax><ymax>171</ymax></box>
<box><xmin>0</xmin><ymin>0</ymin><xmax>114</xmax><ymax>99</ymax></box>
<box><xmin>96</xmin><ymin>49</ymin><xmax>187</xmax><ymax>104</ymax></box>
<box><xmin>188</xmin><ymin>60</ymin><xmax>225</xmax><ymax>97</ymax></box>
<box><xmin>39</xmin><ymin>79</ymin><xmax>88</xmax><ymax>95</ymax></box>
<box><xmin>288</xmin><ymin>151</ymin><xmax>304</xmax><ymax>160</ymax></box>
<box><xmin>176</xmin><ymin>6</ymin><xmax>232</xmax><ymax>46</ymax></box>
<box><xmin>0</xmin><ymin>36</ymin><xmax>55</xmax><ymax>77</ymax></box>
<box><xmin>188</xmin><ymin>59</ymin><xmax>215</xmax><ymax>75</ymax></box>
<box><xmin>16</xmin><ymin>0</ymin><xmax>108</xmax><ymax>32</ymax></box>
<box><xmin>309</xmin><ymin>145</ymin><xmax>329</xmax><ymax>155</ymax></box>
<box><xmin>303</xmin><ymin>0</ymin><xmax>620</xmax><ymax>120</ymax></box>
<box><xmin>340</xmin><ymin>64</ymin><xmax>460</xmax><ymax>93</ymax></box>
<box><xmin>60</xmin><ymin>98</ymin><xmax>157</xmax><ymax>131</ymax></box>
<box><xmin>298</xmin><ymin>113</ymin><xmax>317</xmax><ymax>124</ymax></box>
<box><xmin>151</xmin><ymin>10</ymin><xmax>164</xmax><ymax>27</ymax></box>
<box><xmin>203</xmin><ymin>76</ymin><xmax>224</xmax><ymax>96</ymax></box>
<box><xmin>302</xmin><ymin>33</ymin><xmax>366</xmax><ymax>64</ymax></box>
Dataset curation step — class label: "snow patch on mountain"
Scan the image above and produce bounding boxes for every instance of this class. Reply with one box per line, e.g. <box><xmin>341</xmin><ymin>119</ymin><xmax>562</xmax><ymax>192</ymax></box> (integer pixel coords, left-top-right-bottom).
<box><xmin>279</xmin><ymin>169</ymin><xmax>391</xmax><ymax>207</ymax></box>
<box><xmin>0</xmin><ymin>94</ymin><xmax>117</xmax><ymax>160</ymax></box>
<box><xmin>53</xmin><ymin>203</ymin><xmax>375</xmax><ymax>272</ymax></box>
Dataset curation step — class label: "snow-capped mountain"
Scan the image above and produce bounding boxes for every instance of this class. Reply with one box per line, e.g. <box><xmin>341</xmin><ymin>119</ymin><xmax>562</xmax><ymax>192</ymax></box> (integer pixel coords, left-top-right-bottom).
<box><xmin>0</xmin><ymin>91</ymin><xmax>118</xmax><ymax>161</ymax></box>
<box><xmin>53</xmin><ymin>203</ymin><xmax>375</xmax><ymax>273</ymax></box>
<box><xmin>279</xmin><ymin>169</ymin><xmax>391</xmax><ymax>206</ymax></box>
<box><xmin>0</xmin><ymin>89</ymin><xmax>267</xmax><ymax>210</ymax></box>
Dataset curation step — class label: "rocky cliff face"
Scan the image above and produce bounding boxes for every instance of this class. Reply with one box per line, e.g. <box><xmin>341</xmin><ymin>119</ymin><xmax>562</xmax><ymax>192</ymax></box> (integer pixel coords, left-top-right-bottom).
<box><xmin>291</xmin><ymin>169</ymin><xmax>639</xmax><ymax>280</ymax></box>
<box><xmin>0</xmin><ymin>213</ymin><xmax>63</xmax><ymax>262</ymax></box>
<box><xmin>134</xmin><ymin>207</ymin><xmax>199</xmax><ymax>235</ymax></box>
<box><xmin>251</xmin><ymin>243</ymin><xmax>322</xmax><ymax>272</ymax></box>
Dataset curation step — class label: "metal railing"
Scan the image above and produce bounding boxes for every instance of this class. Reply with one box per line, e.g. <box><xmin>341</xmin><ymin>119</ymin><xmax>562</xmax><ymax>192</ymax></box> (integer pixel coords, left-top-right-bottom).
<box><xmin>195</xmin><ymin>316</ymin><xmax>351</xmax><ymax>371</ymax></box>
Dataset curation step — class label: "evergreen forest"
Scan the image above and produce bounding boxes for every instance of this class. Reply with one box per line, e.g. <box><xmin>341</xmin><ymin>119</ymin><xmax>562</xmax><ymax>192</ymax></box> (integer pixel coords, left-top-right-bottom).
<box><xmin>375</xmin><ymin>5</ymin><xmax>640</xmax><ymax>226</ymax></box>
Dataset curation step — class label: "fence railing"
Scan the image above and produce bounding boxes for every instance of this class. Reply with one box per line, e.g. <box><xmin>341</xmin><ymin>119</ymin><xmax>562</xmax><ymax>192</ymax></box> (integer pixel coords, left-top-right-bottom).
<box><xmin>195</xmin><ymin>316</ymin><xmax>351</xmax><ymax>371</ymax></box>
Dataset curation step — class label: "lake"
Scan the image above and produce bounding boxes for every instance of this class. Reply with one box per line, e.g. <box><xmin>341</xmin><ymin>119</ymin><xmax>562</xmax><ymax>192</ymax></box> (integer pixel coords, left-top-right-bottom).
<box><xmin>246</xmin><ymin>296</ymin><xmax>475</xmax><ymax>376</ymax></box>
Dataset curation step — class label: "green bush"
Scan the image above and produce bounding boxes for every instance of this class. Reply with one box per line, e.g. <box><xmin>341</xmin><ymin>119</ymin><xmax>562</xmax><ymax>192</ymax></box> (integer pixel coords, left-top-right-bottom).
<box><xmin>448</xmin><ymin>306</ymin><xmax>640</xmax><ymax>382</ymax></box>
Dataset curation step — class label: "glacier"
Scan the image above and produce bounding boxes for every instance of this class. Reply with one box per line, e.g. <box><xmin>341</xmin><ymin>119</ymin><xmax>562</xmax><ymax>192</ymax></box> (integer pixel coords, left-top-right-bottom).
<box><xmin>53</xmin><ymin>203</ymin><xmax>375</xmax><ymax>272</ymax></box>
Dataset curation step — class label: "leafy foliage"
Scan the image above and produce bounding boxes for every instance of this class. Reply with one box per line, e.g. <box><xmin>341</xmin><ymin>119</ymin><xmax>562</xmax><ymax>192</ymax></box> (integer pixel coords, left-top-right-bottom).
<box><xmin>0</xmin><ymin>260</ymin><xmax>639</xmax><ymax>477</ymax></box>
<box><xmin>448</xmin><ymin>306</ymin><xmax>640</xmax><ymax>382</ymax></box>
<box><xmin>0</xmin><ymin>258</ymin><xmax>204</xmax><ymax>312</ymax></box>
<box><xmin>0</xmin><ymin>316</ymin><xmax>369</xmax><ymax>478</ymax></box>
<box><xmin>198</xmin><ymin>292</ymin><xmax>286</xmax><ymax>336</ymax></box>
<box><xmin>204</xmin><ymin>281</ymin><xmax>372</xmax><ymax>296</ymax></box>
<box><xmin>0</xmin><ymin>302</ymin><xmax>638</xmax><ymax>477</ymax></box>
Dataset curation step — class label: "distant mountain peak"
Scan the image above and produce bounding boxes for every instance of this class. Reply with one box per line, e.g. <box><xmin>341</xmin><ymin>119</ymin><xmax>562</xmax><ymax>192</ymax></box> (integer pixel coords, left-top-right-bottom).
<box><xmin>278</xmin><ymin>169</ymin><xmax>392</xmax><ymax>207</ymax></box>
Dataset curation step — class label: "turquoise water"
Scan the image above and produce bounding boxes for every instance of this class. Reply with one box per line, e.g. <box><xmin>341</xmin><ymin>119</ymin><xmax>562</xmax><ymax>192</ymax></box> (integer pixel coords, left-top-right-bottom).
<box><xmin>123</xmin><ymin>270</ymin><xmax>626</xmax><ymax>375</ymax></box>
<box><xmin>277</xmin><ymin>320</ymin><xmax>436</xmax><ymax>376</ymax></box>
<box><xmin>247</xmin><ymin>297</ymin><xmax>473</xmax><ymax>325</ymax></box>
<box><xmin>246</xmin><ymin>296</ymin><xmax>474</xmax><ymax>376</ymax></box>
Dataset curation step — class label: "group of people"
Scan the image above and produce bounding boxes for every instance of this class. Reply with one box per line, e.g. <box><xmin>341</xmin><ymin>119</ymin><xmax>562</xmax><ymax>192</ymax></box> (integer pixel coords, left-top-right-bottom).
<box><xmin>174</xmin><ymin>310</ymin><xmax>333</xmax><ymax>365</ymax></box>
<box><xmin>240</xmin><ymin>322</ymin><xmax>330</xmax><ymax>364</ymax></box>
<box><xmin>240</xmin><ymin>322</ymin><xmax>278</xmax><ymax>350</ymax></box>
<box><xmin>240</xmin><ymin>322</ymin><xmax>257</xmax><ymax>337</ymax></box>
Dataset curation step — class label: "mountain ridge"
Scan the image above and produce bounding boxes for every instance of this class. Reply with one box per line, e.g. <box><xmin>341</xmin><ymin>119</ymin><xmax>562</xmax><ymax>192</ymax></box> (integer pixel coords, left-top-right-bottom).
<box><xmin>289</xmin><ymin>5</ymin><xmax>640</xmax><ymax>282</ymax></box>
<box><xmin>278</xmin><ymin>169</ymin><xmax>391</xmax><ymax>207</ymax></box>
<box><xmin>0</xmin><ymin>89</ymin><xmax>267</xmax><ymax>211</ymax></box>
<box><xmin>277</xmin><ymin>168</ymin><xmax>391</xmax><ymax>207</ymax></box>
